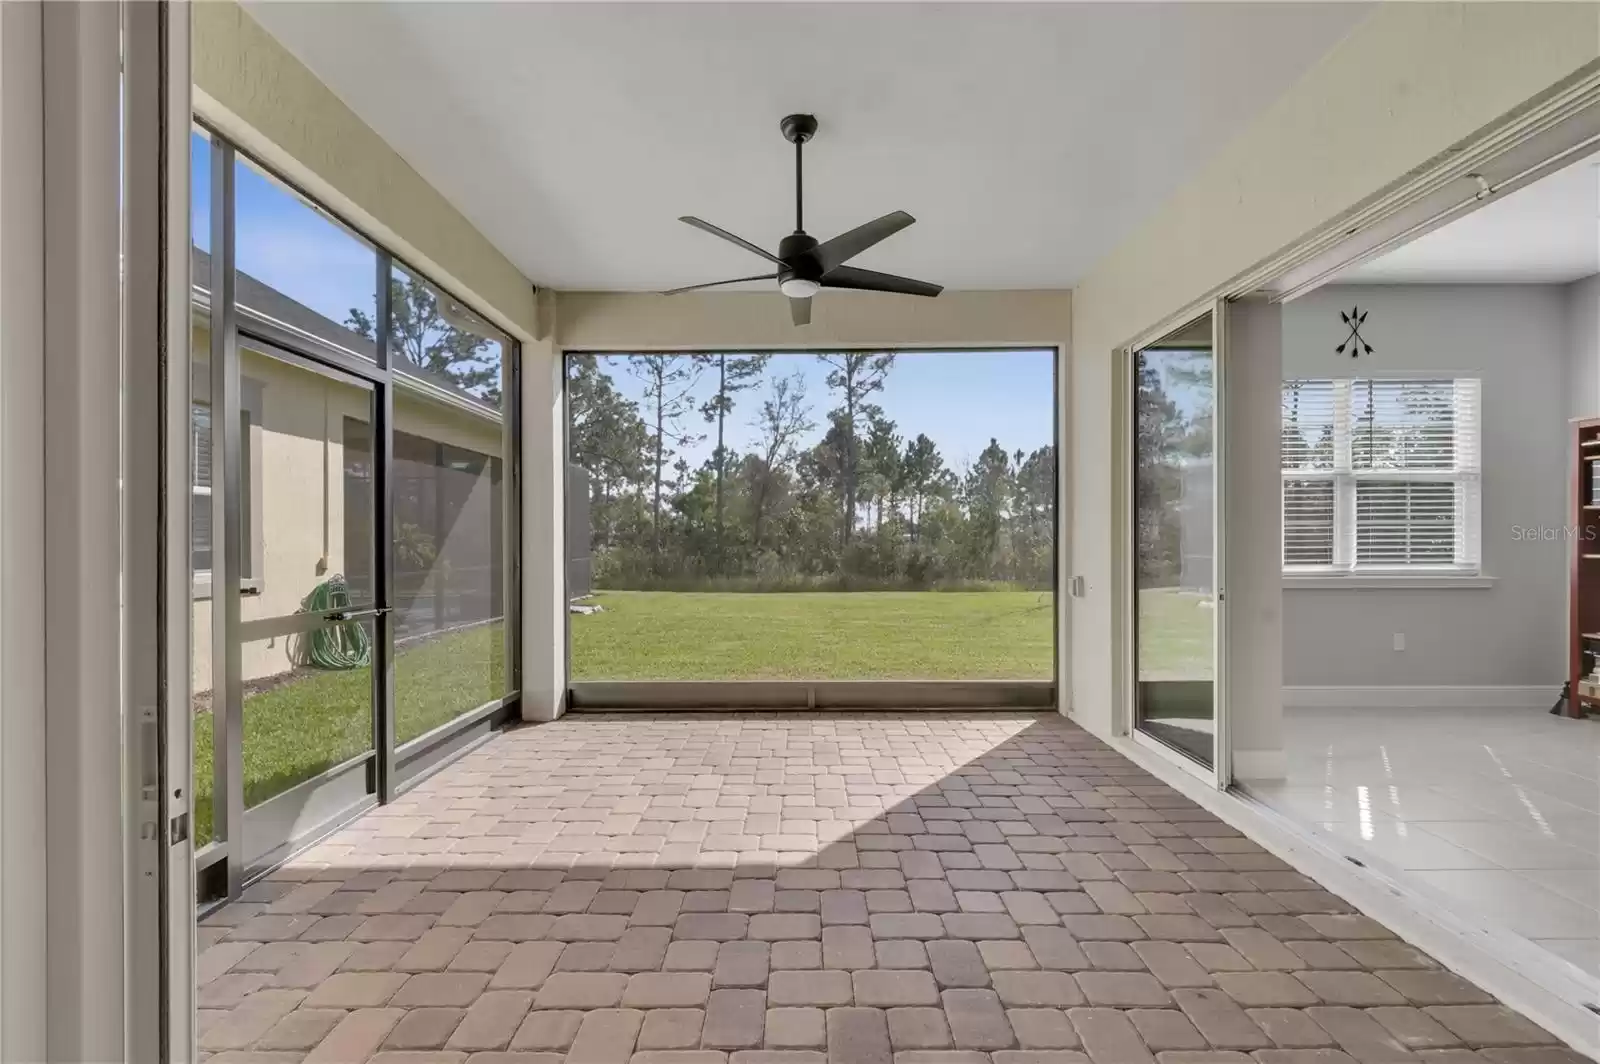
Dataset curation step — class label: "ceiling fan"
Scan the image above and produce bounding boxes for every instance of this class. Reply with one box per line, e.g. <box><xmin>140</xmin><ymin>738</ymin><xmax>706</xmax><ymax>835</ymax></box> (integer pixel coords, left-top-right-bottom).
<box><xmin>665</xmin><ymin>113</ymin><xmax>942</xmax><ymax>325</ymax></box>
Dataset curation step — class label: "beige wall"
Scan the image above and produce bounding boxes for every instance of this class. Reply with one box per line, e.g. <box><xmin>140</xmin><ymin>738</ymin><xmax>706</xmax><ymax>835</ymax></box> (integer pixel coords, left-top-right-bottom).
<box><xmin>556</xmin><ymin>289</ymin><xmax>1071</xmax><ymax>352</ymax></box>
<box><xmin>1069</xmin><ymin>4</ymin><xmax>1600</xmax><ymax>742</ymax></box>
<box><xmin>191</xmin><ymin>0</ymin><xmax>537</xmax><ymax>342</ymax></box>
<box><xmin>191</xmin><ymin>331</ymin><xmax>503</xmax><ymax>694</ymax></box>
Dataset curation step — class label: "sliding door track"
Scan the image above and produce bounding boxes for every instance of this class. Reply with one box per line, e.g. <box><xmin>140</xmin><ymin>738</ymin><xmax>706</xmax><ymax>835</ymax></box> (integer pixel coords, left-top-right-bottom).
<box><xmin>567</xmin><ymin>680</ymin><xmax>1055</xmax><ymax>711</ymax></box>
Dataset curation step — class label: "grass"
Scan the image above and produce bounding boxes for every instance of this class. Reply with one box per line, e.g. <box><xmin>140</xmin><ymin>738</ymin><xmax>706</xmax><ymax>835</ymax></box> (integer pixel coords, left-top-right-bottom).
<box><xmin>190</xmin><ymin>590</ymin><xmax>1209</xmax><ymax>845</ymax></box>
<box><xmin>1137</xmin><ymin>587</ymin><xmax>1215</xmax><ymax>680</ymax></box>
<box><xmin>194</xmin><ymin>621</ymin><xmax>505</xmax><ymax>845</ymax></box>
<box><xmin>569</xmin><ymin>590</ymin><xmax>1056</xmax><ymax>681</ymax></box>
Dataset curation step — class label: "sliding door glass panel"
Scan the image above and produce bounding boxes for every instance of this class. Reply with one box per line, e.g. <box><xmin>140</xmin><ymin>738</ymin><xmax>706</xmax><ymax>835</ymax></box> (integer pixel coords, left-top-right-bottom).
<box><xmin>566</xmin><ymin>350</ymin><xmax>1057</xmax><ymax>682</ymax></box>
<box><xmin>233</xmin><ymin>153</ymin><xmax>378</xmax><ymax>359</ymax></box>
<box><xmin>387</xmin><ymin>263</ymin><xmax>507</xmax><ymax>403</ymax></box>
<box><xmin>235</xmin><ymin>346</ymin><xmax>377</xmax><ymax>817</ymax></box>
<box><xmin>393</xmin><ymin>377</ymin><xmax>508</xmax><ymax>745</ymax></box>
<box><xmin>190</xmin><ymin>127</ymin><xmax>216</xmax><ymax>848</ymax></box>
<box><xmin>1133</xmin><ymin>313</ymin><xmax>1217</xmax><ymax>768</ymax></box>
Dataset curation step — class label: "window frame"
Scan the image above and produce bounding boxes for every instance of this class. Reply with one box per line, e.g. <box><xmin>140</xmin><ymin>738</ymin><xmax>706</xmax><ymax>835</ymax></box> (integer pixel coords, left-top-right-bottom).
<box><xmin>1281</xmin><ymin>375</ymin><xmax>1483</xmax><ymax>582</ymax></box>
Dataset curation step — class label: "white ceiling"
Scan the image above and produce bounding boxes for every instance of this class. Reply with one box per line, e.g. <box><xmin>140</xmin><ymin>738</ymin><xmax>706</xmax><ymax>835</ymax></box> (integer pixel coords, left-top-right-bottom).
<box><xmin>246</xmin><ymin>2</ymin><xmax>1368</xmax><ymax>292</ymax></box>
<box><xmin>1340</xmin><ymin>156</ymin><xmax>1600</xmax><ymax>285</ymax></box>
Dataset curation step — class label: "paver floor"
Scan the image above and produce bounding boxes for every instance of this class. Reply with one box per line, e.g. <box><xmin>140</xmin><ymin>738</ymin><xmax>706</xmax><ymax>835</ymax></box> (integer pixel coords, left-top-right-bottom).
<box><xmin>197</xmin><ymin>712</ymin><xmax>1589</xmax><ymax>1063</ymax></box>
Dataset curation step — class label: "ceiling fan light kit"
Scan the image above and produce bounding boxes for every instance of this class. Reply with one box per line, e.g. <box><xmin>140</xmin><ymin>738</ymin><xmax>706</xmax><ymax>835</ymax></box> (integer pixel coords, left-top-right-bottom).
<box><xmin>666</xmin><ymin>113</ymin><xmax>943</xmax><ymax>326</ymax></box>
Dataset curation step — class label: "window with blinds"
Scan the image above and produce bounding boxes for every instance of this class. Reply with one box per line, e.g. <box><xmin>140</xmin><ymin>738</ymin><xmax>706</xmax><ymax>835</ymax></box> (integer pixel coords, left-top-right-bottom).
<box><xmin>191</xmin><ymin>400</ymin><xmax>255</xmax><ymax>582</ymax></box>
<box><xmin>192</xmin><ymin>402</ymin><xmax>212</xmax><ymax>574</ymax></box>
<box><xmin>1282</xmin><ymin>377</ymin><xmax>1481</xmax><ymax>573</ymax></box>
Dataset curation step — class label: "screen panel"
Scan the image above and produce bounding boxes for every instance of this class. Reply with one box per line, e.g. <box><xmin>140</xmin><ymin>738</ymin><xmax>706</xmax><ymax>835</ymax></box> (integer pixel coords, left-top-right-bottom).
<box><xmin>565</xmin><ymin>349</ymin><xmax>1057</xmax><ymax>688</ymax></box>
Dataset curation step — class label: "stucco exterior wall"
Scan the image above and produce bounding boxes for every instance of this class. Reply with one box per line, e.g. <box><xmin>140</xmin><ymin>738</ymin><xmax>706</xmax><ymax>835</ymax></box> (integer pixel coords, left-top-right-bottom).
<box><xmin>555</xmin><ymin>289</ymin><xmax>1071</xmax><ymax>352</ymax></box>
<box><xmin>191</xmin><ymin>0</ymin><xmax>537</xmax><ymax>342</ymax></box>
<box><xmin>1068</xmin><ymin>3</ymin><xmax>1600</xmax><ymax>741</ymax></box>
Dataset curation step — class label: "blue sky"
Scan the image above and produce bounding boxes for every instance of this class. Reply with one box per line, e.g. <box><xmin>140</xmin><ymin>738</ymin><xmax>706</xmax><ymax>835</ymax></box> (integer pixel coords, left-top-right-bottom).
<box><xmin>194</xmin><ymin>132</ymin><xmax>1057</xmax><ymax>468</ymax></box>
<box><xmin>595</xmin><ymin>350</ymin><xmax>1056</xmax><ymax>473</ymax></box>
<box><xmin>194</xmin><ymin>131</ymin><xmax>379</xmax><ymax>328</ymax></box>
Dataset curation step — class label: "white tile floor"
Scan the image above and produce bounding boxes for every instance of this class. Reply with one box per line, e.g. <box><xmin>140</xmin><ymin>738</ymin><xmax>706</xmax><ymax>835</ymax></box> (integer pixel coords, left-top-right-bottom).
<box><xmin>1240</xmin><ymin>706</ymin><xmax>1600</xmax><ymax>979</ymax></box>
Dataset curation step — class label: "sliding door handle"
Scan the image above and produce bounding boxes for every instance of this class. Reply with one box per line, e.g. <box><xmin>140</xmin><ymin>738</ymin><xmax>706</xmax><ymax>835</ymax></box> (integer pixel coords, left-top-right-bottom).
<box><xmin>324</xmin><ymin>606</ymin><xmax>392</xmax><ymax>623</ymax></box>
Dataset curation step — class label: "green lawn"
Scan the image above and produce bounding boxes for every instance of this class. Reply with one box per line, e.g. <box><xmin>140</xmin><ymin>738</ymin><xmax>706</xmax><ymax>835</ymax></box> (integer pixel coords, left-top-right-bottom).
<box><xmin>194</xmin><ymin>621</ymin><xmax>505</xmax><ymax>845</ymax></box>
<box><xmin>569</xmin><ymin>591</ymin><xmax>1055</xmax><ymax>681</ymax></box>
<box><xmin>1137</xmin><ymin>587</ymin><xmax>1214</xmax><ymax>680</ymax></box>
<box><xmin>191</xmin><ymin>591</ymin><xmax>1207</xmax><ymax>845</ymax></box>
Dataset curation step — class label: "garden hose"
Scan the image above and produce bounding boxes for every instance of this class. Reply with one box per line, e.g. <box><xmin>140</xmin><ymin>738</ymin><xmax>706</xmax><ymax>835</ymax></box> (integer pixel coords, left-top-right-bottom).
<box><xmin>303</xmin><ymin>575</ymin><xmax>372</xmax><ymax>670</ymax></box>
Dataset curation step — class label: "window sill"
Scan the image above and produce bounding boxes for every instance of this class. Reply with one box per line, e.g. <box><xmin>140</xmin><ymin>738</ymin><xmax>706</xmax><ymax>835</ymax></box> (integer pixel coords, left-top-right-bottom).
<box><xmin>1283</xmin><ymin>572</ymin><xmax>1494</xmax><ymax>590</ymax></box>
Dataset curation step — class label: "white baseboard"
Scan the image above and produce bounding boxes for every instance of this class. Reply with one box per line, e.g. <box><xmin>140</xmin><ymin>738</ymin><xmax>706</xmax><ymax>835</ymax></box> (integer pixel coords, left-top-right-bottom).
<box><xmin>1232</xmin><ymin>748</ymin><xmax>1286</xmax><ymax>779</ymax></box>
<box><xmin>1282</xmin><ymin>685</ymin><xmax>1557</xmax><ymax>710</ymax></box>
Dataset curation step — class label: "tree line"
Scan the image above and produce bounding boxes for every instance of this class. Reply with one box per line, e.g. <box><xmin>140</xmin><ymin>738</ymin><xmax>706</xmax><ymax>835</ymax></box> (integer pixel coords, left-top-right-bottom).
<box><xmin>1135</xmin><ymin>352</ymin><xmax>1212</xmax><ymax>585</ymax></box>
<box><xmin>568</xmin><ymin>353</ymin><xmax>1056</xmax><ymax>592</ymax></box>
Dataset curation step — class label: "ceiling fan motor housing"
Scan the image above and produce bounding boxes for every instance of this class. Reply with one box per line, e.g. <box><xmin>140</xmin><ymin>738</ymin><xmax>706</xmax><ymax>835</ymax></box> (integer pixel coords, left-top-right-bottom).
<box><xmin>777</xmin><ymin>232</ymin><xmax>821</xmax><ymax>282</ymax></box>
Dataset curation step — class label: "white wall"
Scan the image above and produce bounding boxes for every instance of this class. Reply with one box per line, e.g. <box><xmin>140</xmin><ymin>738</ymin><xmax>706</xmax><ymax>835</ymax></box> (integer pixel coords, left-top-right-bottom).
<box><xmin>1282</xmin><ymin>284</ymin><xmax>1569</xmax><ymax>689</ymax></box>
<box><xmin>1225</xmin><ymin>300</ymin><xmax>1284</xmax><ymax>775</ymax></box>
<box><xmin>1069</xmin><ymin>4</ymin><xmax>1599</xmax><ymax>740</ymax></box>
<box><xmin>1564</xmin><ymin>273</ymin><xmax>1600</xmax><ymax>421</ymax></box>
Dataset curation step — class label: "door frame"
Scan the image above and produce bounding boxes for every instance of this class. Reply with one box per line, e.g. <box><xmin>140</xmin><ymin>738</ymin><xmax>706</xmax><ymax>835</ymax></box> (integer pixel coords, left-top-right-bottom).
<box><xmin>120</xmin><ymin>0</ymin><xmax>194</xmax><ymax>1058</ymax></box>
<box><xmin>1120</xmin><ymin>299</ymin><xmax>1230</xmax><ymax>789</ymax></box>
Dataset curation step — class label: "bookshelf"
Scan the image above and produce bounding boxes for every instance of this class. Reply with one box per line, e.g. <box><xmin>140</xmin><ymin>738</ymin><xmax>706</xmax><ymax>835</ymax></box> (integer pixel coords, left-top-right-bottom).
<box><xmin>1570</xmin><ymin>418</ymin><xmax>1600</xmax><ymax>717</ymax></box>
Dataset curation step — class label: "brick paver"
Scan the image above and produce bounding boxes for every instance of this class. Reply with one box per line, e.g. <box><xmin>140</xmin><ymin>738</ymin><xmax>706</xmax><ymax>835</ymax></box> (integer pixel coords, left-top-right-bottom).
<box><xmin>198</xmin><ymin>712</ymin><xmax>1586</xmax><ymax>1063</ymax></box>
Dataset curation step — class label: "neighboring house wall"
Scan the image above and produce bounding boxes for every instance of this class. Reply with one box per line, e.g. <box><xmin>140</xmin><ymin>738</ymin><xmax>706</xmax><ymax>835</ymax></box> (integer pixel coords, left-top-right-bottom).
<box><xmin>1281</xmin><ymin>284</ymin><xmax>1569</xmax><ymax>689</ymax></box>
<box><xmin>191</xmin><ymin>327</ymin><xmax>504</xmax><ymax>695</ymax></box>
<box><xmin>1069</xmin><ymin>4</ymin><xmax>1599</xmax><ymax>737</ymax></box>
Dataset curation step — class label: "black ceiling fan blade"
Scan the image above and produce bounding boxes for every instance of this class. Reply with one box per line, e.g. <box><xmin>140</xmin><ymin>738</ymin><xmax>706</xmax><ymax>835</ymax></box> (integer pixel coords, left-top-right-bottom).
<box><xmin>660</xmin><ymin>272</ymin><xmax>778</xmax><ymax>296</ymax></box>
<box><xmin>820</xmin><ymin>264</ymin><xmax>942</xmax><ymax>298</ymax></box>
<box><xmin>811</xmin><ymin>210</ymin><xmax>915</xmax><ymax>273</ymax></box>
<box><xmin>790</xmin><ymin>295</ymin><xmax>812</xmax><ymax>326</ymax></box>
<box><xmin>679</xmin><ymin>216</ymin><xmax>783</xmax><ymax>265</ymax></box>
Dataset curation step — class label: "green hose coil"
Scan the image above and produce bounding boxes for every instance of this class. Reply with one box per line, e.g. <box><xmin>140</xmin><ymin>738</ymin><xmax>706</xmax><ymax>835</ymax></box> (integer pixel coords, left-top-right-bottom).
<box><xmin>302</xmin><ymin>575</ymin><xmax>372</xmax><ymax>670</ymax></box>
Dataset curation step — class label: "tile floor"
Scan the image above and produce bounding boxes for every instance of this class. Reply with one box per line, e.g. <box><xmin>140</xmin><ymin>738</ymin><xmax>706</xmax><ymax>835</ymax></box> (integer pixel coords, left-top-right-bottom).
<box><xmin>1242</xmin><ymin>707</ymin><xmax>1600</xmax><ymax>979</ymax></box>
<box><xmin>197</xmin><ymin>711</ymin><xmax>1587</xmax><ymax>1063</ymax></box>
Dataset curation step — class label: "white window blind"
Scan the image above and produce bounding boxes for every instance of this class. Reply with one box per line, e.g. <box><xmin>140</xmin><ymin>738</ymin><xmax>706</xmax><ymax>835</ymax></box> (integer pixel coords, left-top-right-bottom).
<box><xmin>192</xmin><ymin>402</ymin><xmax>212</xmax><ymax>574</ymax></box>
<box><xmin>1282</xmin><ymin>377</ymin><xmax>1481</xmax><ymax>573</ymax></box>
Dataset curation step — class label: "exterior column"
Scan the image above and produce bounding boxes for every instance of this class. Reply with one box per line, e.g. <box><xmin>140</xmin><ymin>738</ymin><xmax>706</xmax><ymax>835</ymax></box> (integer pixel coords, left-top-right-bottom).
<box><xmin>521</xmin><ymin>289</ymin><xmax>567</xmax><ymax>721</ymax></box>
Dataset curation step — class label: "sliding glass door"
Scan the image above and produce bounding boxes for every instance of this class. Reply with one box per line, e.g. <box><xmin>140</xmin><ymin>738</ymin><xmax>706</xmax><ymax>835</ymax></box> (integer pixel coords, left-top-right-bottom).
<box><xmin>1130</xmin><ymin>310</ymin><xmax>1225</xmax><ymax>778</ymax></box>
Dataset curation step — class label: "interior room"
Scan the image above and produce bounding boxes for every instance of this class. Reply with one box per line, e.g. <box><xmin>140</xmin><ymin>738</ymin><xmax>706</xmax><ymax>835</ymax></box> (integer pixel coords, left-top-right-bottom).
<box><xmin>1238</xmin><ymin>151</ymin><xmax>1600</xmax><ymax>982</ymax></box>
